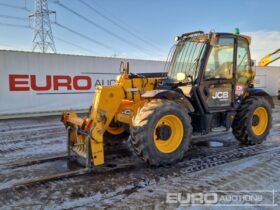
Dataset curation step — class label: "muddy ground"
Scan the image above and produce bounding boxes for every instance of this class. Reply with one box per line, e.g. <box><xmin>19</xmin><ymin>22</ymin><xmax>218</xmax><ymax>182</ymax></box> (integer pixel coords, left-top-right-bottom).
<box><xmin>0</xmin><ymin>98</ymin><xmax>280</xmax><ymax>209</ymax></box>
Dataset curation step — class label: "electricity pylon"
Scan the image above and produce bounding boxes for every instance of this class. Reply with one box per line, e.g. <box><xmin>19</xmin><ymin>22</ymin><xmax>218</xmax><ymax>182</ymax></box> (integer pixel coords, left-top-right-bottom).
<box><xmin>30</xmin><ymin>0</ymin><xmax>56</xmax><ymax>53</ymax></box>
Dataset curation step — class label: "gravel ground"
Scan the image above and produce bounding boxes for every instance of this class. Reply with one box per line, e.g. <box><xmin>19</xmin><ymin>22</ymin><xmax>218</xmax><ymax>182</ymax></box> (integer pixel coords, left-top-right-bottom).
<box><xmin>0</xmin><ymin>98</ymin><xmax>279</xmax><ymax>209</ymax></box>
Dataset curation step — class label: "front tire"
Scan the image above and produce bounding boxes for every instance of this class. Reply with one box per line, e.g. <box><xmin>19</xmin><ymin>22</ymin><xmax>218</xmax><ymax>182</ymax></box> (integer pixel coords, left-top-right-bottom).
<box><xmin>232</xmin><ymin>97</ymin><xmax>272</xmax><ymax>145</ymax></box>
<box><xmin>130</xmin><ymin>99</ymin><xmax>192</xmax><ymax>166</ymax></box>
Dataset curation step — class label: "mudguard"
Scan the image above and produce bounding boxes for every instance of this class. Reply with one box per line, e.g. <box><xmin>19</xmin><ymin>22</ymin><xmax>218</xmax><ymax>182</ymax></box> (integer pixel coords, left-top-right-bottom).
<box><xmin>141</xmin><ymin>89</ymin><xmax>194</xmax><ymax>112</ymax></box>
<box><xmin>247</xmin><ymin>88</ymin><xmax>275</xmax><ymax>108</ymax></box>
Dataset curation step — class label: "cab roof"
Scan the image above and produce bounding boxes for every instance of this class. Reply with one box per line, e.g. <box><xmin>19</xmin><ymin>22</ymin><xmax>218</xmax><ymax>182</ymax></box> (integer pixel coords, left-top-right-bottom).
<box><xmin>215</xmin><ymin>32</ymin><xmax>251</xmax><ymax>44</ymax></box>
<box><xmin>178</xmin><ymin>31</ymin><xmax>251</xmax><ymax>45</ymax></box>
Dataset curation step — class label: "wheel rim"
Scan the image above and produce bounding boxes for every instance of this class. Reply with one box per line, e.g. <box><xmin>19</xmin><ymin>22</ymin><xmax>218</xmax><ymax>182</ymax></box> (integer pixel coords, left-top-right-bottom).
<box><xmin>106</xmin><ymin>126</ymin><xmax>125</xmax><ymax>135</ymax></box>
<box><xmin>153</xmin><ymin>114</ymin><xmax>184</xmax><ymax>153</ymax></box>
<box><xmin>252</xmin><ymin>107</ymin><xmax>268</xmax><ymax>136</ymax></box>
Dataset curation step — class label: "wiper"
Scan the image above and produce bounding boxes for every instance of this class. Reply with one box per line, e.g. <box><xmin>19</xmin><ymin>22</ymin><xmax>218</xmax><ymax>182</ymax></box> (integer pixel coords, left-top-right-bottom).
<box><xmin>186</xmin><ymin>58</ymin><xmax>199</xmax><ymax>79</ymax></box>
<box><xmin>190</xmin><ymin>44</ymin><xmax>206</xmax><ymax>79</ymax></box>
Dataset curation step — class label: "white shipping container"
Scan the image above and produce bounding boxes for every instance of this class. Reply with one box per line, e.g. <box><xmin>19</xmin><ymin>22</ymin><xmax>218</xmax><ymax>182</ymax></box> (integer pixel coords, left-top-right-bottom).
<box><xmin>0</xmin><ymin>50</ymin><xmax>165</xmax><ymax>118</ymax></box>
<box><xmin>0</xmin><ymin>50</ymin><xmax>279</xmax><ymax>119</ymax></box>
<box><xmin>255</xmin><ymin>66</ymin><xmax>280</xmax><ymax>96</ymax></box>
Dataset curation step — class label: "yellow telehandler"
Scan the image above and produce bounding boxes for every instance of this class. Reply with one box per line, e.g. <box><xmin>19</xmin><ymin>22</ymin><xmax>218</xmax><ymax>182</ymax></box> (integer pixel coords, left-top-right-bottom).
<box><xmin>62</xmin><ymin>31</ymin><xmax>274</xmax><ymax>169</ymax></box>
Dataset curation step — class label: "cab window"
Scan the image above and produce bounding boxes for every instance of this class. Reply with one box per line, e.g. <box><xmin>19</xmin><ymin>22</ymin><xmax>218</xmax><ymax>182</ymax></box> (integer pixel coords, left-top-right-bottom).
<box><xmin>205</xmin><ymin>37</ymin><xmax>234</xmax><ymax>80</ymax></box>
<box><xmin>236</xmin><ymin>38</ymin><xmax>251</xmax><ymax>84</ymax></box>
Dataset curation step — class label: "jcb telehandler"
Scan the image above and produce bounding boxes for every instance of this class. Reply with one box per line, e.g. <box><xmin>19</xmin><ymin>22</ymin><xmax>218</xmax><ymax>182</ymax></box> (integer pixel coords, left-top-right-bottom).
<box><xmin>62</xmin><ymin>31</ymin><xmax>274</xmax><ymax>168</ymax></box>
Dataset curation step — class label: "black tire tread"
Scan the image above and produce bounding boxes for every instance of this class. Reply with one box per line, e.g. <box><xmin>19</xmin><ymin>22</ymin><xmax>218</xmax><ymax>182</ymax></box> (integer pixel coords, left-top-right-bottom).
<box><xmin>130</xmin><ymin>99</ymin><xmax>192</xmax><ymax>166</ymax></box>
<box><xmin>232</xmin><ymin>96</ymin><xmax>272</xmax><ymax>145</ymax></box>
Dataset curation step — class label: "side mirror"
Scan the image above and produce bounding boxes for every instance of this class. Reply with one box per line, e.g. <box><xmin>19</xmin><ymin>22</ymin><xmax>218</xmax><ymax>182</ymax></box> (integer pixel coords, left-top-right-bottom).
<box><xmin>251</xmin><ymin>60</ymin><xmax>255</xmax><ymax>67</ymax></box>
<box><xmin>210</xmin><ymin>32</ymin><xmax>219</xmax><ymax>46</ymax></box>
<box><xmin>176</xmin><ymin>72</ymin><xmax>186</xmax><ymax>82</ymax></box>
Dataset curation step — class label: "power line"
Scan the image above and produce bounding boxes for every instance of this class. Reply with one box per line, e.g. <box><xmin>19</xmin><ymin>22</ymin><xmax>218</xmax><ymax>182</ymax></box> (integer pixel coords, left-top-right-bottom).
<box><xmin>0</xmin><ymin>14</ymin><xmax>29</xmax><ymax>21</ymax></box>
<box><xmin>0</xmin><ymin>2</ymin><xmax>31</xmax><ymax>12</ymax></box>
<box><xmin>54</xmin><ymin>22</ymin><xmax>117</xmax><ymax>53</ymax></box>
<box><xmin>0</xmin><ymin>22</ymin><xmax>30</xmax><ymax>28</ymax></box>
<box><xmin>0</xmin><ymin>20</ymin><xmax>104</xmax><ymax>55</ymax></box>
<box><xmin>79</xmin><ymin>0</ymin><xmax>163</xmax><ymax>52</ymax></box>
<box><xmin>54</xmin><ymin>36</ymin><xmax>96</xmax><ymax>54</ymax></box>
<box><xmin>89</xmin><ymin>0</ymin><xmax>164</xmax><ymax>51</ymax></box>
<box><xmin>54</xmin><ymin>1</ymin><xmax>153</xmax><ymax>56</ymax></box>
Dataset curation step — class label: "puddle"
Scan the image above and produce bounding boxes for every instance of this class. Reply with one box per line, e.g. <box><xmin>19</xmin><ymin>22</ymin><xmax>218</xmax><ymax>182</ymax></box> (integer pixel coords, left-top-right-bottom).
<box><xmin>208</xmin><ymin>141</ymin><xmax>224</xmax><ymax>147</ymax></box>
<box><xmin>273</xmin><ymin>123</ymin><xmax>280</xmax><ymax>128</ymax></box>
<box><xmin>193</xmin><ymin>140</ymin><xmax>225</xmax><ymax>148</ymax></box>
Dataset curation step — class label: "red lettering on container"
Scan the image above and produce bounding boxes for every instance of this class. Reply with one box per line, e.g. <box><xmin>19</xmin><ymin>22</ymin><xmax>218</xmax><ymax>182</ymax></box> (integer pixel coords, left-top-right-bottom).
<box><xmin>73</xmin><ymin>76</ymin><xmax>92</xmax><ymax>90</ymax></box>
<box><xmin>9</xmin><ymin>74</ymin><xmax>29</xmax><ymax>91</ymax></box>
<box><xmin>53</xmin><ymin>75</ymin><xmax>72</xmax><ymax>90</ymax></box>
<box><xmin>30</xmin><ymin>75</ymin><xmax>52</xmax><ymax>91</ymax></box>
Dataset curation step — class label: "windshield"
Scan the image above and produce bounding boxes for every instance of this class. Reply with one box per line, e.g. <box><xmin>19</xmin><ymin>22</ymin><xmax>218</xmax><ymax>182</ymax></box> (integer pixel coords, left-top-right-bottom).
<box><xmin>167</xmin><ymin>37</ymin><xmax>207</xmax><ymax>82</ymax></box>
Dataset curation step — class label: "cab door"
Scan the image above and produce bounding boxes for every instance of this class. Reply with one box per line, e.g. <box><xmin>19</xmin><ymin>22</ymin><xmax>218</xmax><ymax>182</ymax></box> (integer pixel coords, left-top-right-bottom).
<box><xmin>198</xmin><ymin>35</ymin><xmax>236</xmax><ymax>112</ymax></box>
<box><xmin>235</xmin><ymin>37</ymin><xmax>253</xmax><ymax>97</ymax></box>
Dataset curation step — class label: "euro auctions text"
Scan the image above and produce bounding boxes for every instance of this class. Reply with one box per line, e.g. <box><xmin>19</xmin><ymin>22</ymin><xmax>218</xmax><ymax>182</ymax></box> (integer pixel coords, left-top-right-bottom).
<box><xmin>166</xmin><ymin>190</ymin><xmax>277</xmax><ymax>207</ymax></box>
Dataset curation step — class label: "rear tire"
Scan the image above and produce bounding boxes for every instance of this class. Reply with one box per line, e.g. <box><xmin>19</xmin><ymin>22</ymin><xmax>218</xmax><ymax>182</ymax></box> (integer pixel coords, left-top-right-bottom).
<box><xmin>130</xmin><ymin>99</ymin><xmax>192</xmax><ymax>166</ymax></box>
<box><xmin>232</xmin><ymin>97</ymin><xmax>272</xmax><ymax>145</ymax></box>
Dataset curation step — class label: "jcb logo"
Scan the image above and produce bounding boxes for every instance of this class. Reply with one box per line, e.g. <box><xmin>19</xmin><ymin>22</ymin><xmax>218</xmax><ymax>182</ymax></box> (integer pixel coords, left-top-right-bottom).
<box><xmin>212</xmin><ymin>91</ymin><xmax>229</xmax><ymax>99</ymax></box>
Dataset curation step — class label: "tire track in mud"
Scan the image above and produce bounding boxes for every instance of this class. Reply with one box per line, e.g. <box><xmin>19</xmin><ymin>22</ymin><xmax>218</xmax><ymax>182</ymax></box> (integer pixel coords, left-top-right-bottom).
<box><xmin>1</xmin><ymin>135</ymin><xmax>280</xmax><ymax>209</ymax></box>
<box><xmin>0</xmin><ymin>117</ymin><xmax>60</xmax><ymax>131</ymax></box>
<box><xmin>110</xmin><ymin>146</ymin><xmax>280</xmax><ymax>209</ymax></box>
<box><xmin>0</xmin><ymin>144</ymin><xmax>134</xmax><ymax>191</ymax></box>
<box><xmin>0</xmin><ymin>132</ymin><xmax>65</xmax><ymax>154</ymax></box>
<box><xmin>0</xmin><ymin>139</ymin><xmax>66</xmax><ymax>165</ymax></box>
<box><xmin>0</xmin><ymin>123</ymin><xmax>62</xmax><ymax>133</ymax></box>
<box><xmin>63</xmin><ymin>144</ymin><xmax>280</xmax><ymax>209</ymax></box>
<box><xmin>0</xmin><ymin>122</ymin><xmax>64</xmax><ymax>146</ymax></box>
<box><xmin>0</xmin><ymin>117</ymin><xmax>66</xmax><ymax>165</ymax></box>
<box><xmin>0</xmin><ymin>128</ymin><xmax>63</xmax><ymax>145</ymax></box>
<box><xmin>0</xmin><ymin>109</ymin><xmax>279</xmax><ymax>209</ymax></box>
<box><xmin>0</xmin><ymin>126</ymin><xmax>65</xmax><ymax>140</ymax></box>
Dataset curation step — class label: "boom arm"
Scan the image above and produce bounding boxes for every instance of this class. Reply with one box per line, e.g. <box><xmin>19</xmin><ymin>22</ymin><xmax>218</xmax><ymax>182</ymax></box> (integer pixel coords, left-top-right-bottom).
<box><xmin>258</xmin><ymin>49</ymin><xmax>280</xmax><ymax>66</ymax></box>
<box><xmin>62</xmin><ymin>66</ymin><xmax>166</xmax><ymax>167</ymax></box>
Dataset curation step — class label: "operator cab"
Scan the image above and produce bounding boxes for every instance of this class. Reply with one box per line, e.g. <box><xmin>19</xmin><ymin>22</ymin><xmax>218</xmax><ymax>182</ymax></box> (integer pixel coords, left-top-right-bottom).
<box><xmin>164</xmin><ymin>31</ymin><xmax>254</xmax><ymax>133</ymax></box>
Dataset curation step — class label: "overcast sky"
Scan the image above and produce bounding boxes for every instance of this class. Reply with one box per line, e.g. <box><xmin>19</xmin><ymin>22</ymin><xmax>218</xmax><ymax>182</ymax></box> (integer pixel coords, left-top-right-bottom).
<box><xmin>0</xmin><ymin>0</ymin><xmax>279</xmax><ymax>64</ymax></box>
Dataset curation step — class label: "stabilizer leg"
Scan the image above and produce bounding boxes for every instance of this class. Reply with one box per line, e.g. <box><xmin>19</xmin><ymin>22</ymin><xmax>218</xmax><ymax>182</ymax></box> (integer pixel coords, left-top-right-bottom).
<box><xmin>86</xmin><ymin>135</ymin><xmax>93</xmax><ymax>170</ymax></box>
<box><xmin>90</xmin><ymin>128</ymin><xmax>105</xmax><ymax>166</ymax></box>
<box><xmin>66</xmin><ymin>127</ymin><xmax>74</xmax><ymax>169</ymax></box>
